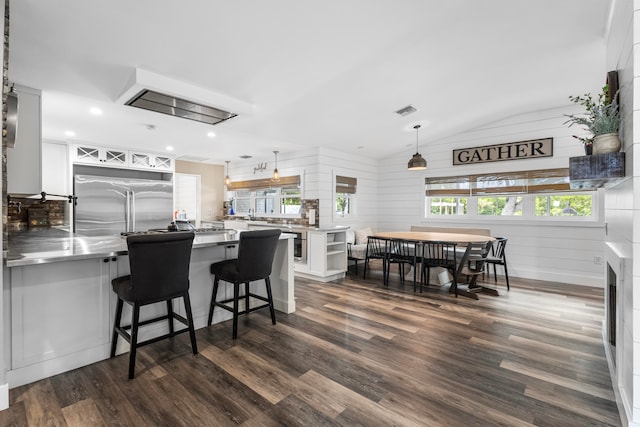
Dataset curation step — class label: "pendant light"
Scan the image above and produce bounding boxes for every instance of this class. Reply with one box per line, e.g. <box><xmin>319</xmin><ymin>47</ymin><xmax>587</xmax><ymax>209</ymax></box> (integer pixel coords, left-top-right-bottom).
<box><xmin>407</xmin><ymin>124</ymin><xmax>427</xmax><ymax>170</ymax></box>
<box><xmin>272</xmin><ymin>150</ymin><xmax>280</xmax><ymax>182</ymax></box>
<box><xmin>224</xmin><ymin>160</ymin><xmax>231</xmax><ymax>186</ymax></box>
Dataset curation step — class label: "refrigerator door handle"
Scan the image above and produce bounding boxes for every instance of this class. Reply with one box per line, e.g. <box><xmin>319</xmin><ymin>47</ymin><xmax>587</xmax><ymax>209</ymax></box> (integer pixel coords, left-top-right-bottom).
<box><xmin>125</xmin><ymin>190</ymin><xmax>131</xmax><ymax>232</ymax></box>
<box><xmin>131</xmin><ymin>190</ymin><xmax>136</xmax><ymax>231</ymax></box>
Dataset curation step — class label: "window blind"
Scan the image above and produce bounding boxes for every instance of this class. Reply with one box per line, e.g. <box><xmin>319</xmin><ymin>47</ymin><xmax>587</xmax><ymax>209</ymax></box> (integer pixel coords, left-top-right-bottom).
<box><xmin>336</xmin><ymin>175</ymin><xmax>357</xmax><ymax>194</ymax></box>
<box><xmin>227</xmin><ymin>175</ymin><xmax>300</xmax><ymax>191</ymax></box>
<box><xmin>426</xmin><ymin>168</ymin><xmax>574</xmax><ymax>196</ymax></box>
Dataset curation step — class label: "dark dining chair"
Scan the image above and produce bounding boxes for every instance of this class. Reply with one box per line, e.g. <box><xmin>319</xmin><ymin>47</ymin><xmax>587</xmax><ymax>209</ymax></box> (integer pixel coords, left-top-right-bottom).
<box><xmin>484</xmin><ymin>237</ymin><xmax>510</xmax><ymax>290</ymax></box>
<box><xmin>421</xmin><ymin>241</ymin><xmax>458</xmax><ymax>293</ymax></box>
<box><xmin>110</xmin><ymin>231</ymin><xmax>197</xmax><ymax>379</ymax></box>
<box><xmin>386</xmin><ymin>239</ymin><xmax>420</xmax><ymax>290</ymax></box>
<box><xmin>362</xmin><ymin>236</ymin><xmax>390</xmax><ymax>282</ymax></box>
<box><xmin>451</xmin><ymin>240</ymin><xmax>493</xmax><ymax>299</ymax></box>
<box><xmin>208</xmin><ymin>229</ymin><xmax>282</xmax><ymax>339</ymax></box>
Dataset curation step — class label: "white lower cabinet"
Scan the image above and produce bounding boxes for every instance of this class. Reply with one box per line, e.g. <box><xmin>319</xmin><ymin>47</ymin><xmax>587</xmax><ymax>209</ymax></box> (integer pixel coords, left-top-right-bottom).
<box><xmin>300</xmin><ymin>230</ymin><xmax>347</xmax><ymax>282</ymax></box>
<box><xmin>9</xmin><ymin>257</ymin><xmax>119</xmax><ymax>385</ymax></box>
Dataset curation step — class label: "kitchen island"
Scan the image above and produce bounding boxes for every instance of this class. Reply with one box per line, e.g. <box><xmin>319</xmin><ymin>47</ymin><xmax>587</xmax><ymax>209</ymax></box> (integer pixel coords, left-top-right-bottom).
<box><xmin>3</xmin><ymin>229</ymin><xmax>295</xmax><ymax>387</ymax></box>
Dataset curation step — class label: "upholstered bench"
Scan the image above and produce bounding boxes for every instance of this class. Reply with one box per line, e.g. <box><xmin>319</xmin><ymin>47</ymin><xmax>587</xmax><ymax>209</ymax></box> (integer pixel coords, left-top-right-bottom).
<box><xmin>410</xmin><ymin>225</ymin><xmax>491</xmax><ymax>236</ymax></box>
<box><xmin>346</xmin><ymin>228</ymin><xmax>370</xmax><ymax>274</ymax></box>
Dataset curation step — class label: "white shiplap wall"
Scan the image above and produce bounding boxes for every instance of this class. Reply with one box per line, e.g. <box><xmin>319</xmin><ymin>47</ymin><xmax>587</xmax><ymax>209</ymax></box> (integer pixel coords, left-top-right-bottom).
<box><xmin>225</xmin><ymin>147</ymin><xmax>379</xmax><ymax>231</ymax></box>
<box><xmin>603</xmin><ymin>0</ymin><xmax>635</xmax><ymax>424</ymax></box>
<box><xmin>378</xmin><ymin>105</ymin><xmax>607</xmax><ymax>287</ymax></box>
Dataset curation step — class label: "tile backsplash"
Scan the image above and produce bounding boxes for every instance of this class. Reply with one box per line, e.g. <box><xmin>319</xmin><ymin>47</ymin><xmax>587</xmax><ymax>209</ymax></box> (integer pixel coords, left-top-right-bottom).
<box><xmin>7</xmin><ymin>197</ymin><xmax>67</xmax><ymax>231</ymax></box>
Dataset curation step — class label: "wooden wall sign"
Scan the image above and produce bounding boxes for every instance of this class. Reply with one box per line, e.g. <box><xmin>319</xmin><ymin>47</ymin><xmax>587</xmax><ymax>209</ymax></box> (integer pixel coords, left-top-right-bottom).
<box><xmin>453</xmin><ymin>137</ymin><xmax>553</xmax><ymax>165</ymax></box>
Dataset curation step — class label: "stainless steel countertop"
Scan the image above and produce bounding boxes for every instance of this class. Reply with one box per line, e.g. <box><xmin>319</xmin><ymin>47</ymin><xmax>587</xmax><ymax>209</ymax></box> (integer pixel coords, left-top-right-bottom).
<box><xmin>5</xmin><ymin>229</ymin><xmax>294</xmax><ymax>267</ymax></box>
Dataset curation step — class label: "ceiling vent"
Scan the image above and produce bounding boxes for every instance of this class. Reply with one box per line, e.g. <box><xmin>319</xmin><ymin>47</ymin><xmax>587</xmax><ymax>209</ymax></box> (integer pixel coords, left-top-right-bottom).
<box><xmin>125</xmin><ymin>89</ymin><xmax>237</xmax><ymax>125</ymax></box>
<box><xmin>395</xmin><ymin>105</ymin><xmax>418</xmax><ymax>117</ymax></box>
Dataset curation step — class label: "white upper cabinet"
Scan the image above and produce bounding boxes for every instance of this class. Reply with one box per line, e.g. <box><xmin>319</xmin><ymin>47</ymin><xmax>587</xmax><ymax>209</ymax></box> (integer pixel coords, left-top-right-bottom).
<box><xmin>129</xmin><ymin>151</ymin><xmax>173</xmax><ymax>171</ymax></box>
<box><xmin>73</xmin><ymin>144</ymin><xmax>128</xmax><ymax>167</ymax></box>
<box><xmin>72</xmin><ymin>144</ymin><xmax>174</xmax><ymax>172</ymax></box>
<box><xmin>7</xmin><ymin>85</ymin><xmax>42</xmax><ymax>194</ymax></box>
<box><xmin>42</xmin><ymin>141</ymin><xmax>69</xmax><ymax>195</ymax></box>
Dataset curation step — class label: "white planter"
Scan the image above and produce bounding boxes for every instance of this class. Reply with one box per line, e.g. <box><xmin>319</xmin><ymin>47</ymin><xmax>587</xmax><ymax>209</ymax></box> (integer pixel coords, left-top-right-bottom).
<box><xmin>593</xmin><ymin>133</ymin><xmax>621</xmax><ymax>154</ymax></box>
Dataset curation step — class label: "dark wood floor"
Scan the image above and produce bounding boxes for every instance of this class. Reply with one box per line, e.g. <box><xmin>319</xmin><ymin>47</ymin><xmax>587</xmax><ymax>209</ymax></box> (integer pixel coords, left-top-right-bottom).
<box><xmin>0</xmin><ymin>263</ymin><xmax>621</xmax><ymax>426</ymax></box>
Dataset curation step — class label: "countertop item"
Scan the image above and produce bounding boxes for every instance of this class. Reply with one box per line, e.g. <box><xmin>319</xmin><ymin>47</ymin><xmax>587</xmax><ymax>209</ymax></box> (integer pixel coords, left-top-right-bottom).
<box><xmin>5</xmin><ymin>228</ymin><xmax>293</xmax><ymax>267</ymax></box>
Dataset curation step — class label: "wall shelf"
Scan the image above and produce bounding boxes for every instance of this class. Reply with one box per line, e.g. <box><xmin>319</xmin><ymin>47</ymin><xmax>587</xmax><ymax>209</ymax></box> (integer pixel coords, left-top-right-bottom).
<box><xmin>569</xmin><ymin>152</ymin><xmax>626</xmax><ymax>190</ymax></box>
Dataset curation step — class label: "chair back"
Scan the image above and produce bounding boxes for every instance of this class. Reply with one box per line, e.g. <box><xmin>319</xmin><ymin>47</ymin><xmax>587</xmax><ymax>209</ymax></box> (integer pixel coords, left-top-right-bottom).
<box><xmin>422</xmin><ymin>241</ymin><xmax>457</xmax><ymax>269</ymax></box>
<box><xmin>388</xmin><ymin>239</ymin><xmax>419</xmax><ymax>262</ymax></box>
<box><xmin>127</xmin><ymin>231</ymin><xmax>195</xmax><ymax>303</ymax></box>
<box><xmin>454</xmin><ymin>240</ymin><xmax>492</xmax><ymax>280</ymax></box>
<box><xmin>366</xmin><ymin>236</ymin><xmax>389</xmax><ymax>259</ymax></box>
<box><xmin>237</xmin><ymin>229</ymin><xmax>282</xmax><ymax>282</ymax></box>
<box><xmin>492</xmin><ymin>237</ymin><xmax>508</xmax><ymax>260</ymax></box>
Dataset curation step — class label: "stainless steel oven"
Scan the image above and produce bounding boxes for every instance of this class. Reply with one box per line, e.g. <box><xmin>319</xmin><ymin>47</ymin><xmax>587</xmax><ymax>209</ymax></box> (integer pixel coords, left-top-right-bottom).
<box><xmin>291</xmin><ymin>230</ymin><xmax>307</xmax><ymax>262</ymax></box>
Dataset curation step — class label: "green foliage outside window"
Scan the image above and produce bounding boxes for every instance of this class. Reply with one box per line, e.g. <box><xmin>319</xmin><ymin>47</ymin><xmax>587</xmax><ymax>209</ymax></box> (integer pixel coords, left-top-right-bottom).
<box><xmin>336</xmin><ymin>193</ymin><xmax>351</xmax><ymax>215</ymax></box>
<box><xmin>477</xmin><ymin>196</ymin><xmax>523</xmax><ymax>216</ymax></box>
<box><xmin>430</xmin><ymin>197</ymin><xmax>467</xmax><ymax>215</ymax></box>
<box><xmin>535</xmin><ymin>194</ymin><xmax>592</xmax><ymax>216</ymax></box>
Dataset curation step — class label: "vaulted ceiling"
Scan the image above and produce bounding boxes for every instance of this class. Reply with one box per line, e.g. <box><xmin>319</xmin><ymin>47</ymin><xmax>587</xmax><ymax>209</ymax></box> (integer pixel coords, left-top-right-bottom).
<box><xmin>9</xmin><ymin>0</ymin><xmax>612</xmax><ymax>164</ymax></box>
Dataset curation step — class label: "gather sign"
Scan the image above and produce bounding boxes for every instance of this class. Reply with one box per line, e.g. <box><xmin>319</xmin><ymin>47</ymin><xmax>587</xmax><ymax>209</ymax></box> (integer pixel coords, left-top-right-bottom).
<box><xmin>452</xmin><ymin>137</ymin><xmax>553</xmax><ymax>165</ymax></box>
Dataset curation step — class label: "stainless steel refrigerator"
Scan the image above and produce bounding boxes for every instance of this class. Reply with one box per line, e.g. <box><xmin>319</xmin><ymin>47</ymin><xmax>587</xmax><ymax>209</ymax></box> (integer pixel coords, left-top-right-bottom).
<box><xmin>74</xmin><ymin>174</ymin><xmax>173</xmax><ymax>235</ymax></box>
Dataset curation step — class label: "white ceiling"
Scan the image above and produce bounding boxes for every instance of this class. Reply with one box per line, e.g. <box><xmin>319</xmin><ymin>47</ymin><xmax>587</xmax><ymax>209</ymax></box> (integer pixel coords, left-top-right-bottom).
<box><xmin>9</xmin><ymin>0</ymin><xmax>612</xmax><ymax>165</ymax></box>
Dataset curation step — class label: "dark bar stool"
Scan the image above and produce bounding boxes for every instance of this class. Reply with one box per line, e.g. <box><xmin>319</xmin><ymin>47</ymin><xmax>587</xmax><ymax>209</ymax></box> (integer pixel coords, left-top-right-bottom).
<box><xmin>110</xmin><ymin>231</ymin><xmax>197</xmax><ymax>379</ymax></box>
<box><xmin>208</xmin><ymin>229</ymin><xmax>282</xmax><ymax>339</ymax></box>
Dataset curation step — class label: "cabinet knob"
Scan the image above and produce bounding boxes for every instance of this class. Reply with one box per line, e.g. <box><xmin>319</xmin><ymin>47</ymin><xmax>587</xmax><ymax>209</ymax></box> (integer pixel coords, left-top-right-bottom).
<box><xmin>103</xmin><ymin>258</ymin><xmax>109</xmax><ymax>263</ymax></box>
<box><xmin>111</xmin><ymin>257</ymin><xmax>117</xmax><ymax>262</ymax></box>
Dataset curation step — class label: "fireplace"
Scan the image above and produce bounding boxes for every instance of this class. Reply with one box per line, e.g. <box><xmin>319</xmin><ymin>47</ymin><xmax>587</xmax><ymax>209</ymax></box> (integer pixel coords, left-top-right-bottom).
<box><xmin>607</xmin><ymin>264</ymin><xmax>616</xmax><ymax>363</ymax></box>
<box><xmin>603</xmin><ymin>242</ymin><xmax>628</xmax><ymax>375</ymax></box>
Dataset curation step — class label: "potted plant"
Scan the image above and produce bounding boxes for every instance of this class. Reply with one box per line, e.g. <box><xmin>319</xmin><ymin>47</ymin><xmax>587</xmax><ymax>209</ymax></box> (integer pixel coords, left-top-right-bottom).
<box><xmin>564</xmin><ymin>85</ymin><xmax>621</xmax><ymax>155</ymax></box>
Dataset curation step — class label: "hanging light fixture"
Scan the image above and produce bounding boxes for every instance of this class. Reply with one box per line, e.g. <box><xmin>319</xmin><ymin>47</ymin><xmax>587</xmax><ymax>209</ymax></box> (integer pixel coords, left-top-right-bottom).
<box><xmin>407</xmin><ymin>124</ymin><xmax>427</xmax><ymax>170</ymax></box>
<box><xmin>272</xmin><ymin>150</ymin><xmax>280</xmax><ymax>182</ymax></box>
<box><xmin>224</xmin><ymin>160</ymin><xmax>231</xmax><ymax>186</ymax></box>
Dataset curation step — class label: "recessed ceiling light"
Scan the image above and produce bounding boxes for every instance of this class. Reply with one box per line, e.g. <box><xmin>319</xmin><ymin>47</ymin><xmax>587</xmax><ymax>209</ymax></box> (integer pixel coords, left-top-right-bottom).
<box><xmin>207</xmin><ymin>131</ymin><xmax>216</xmax><ymax>138</ymax></box>
<box><xmin>89</xmin><ymin>107</ymin><xmax>102</xmax><ymax>115</ymax></box>
<box><xmin>166</xmin><ymin>146</ymin><xmax>174</xmax><ymax>151</ymax></box>
<box><xmin>64</xmin><ymin>130</ymin><xmax>76</xmax><ymax>137</ymax></box>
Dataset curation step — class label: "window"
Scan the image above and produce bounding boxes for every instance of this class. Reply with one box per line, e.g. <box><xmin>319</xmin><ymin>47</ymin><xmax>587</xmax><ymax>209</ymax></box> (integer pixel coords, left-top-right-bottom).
<box><xmin>281</xmin><ymin>186</ymin><xmax>301</xmax><ymax>214</ymax></box>
<box><xmin>425</xmin><ymin>168</ymin><xmax>595</xmax><ymax>220</ymax></box>
<box><xmin>535</xmin><ymin>194</ymin><xmax>593</xmax><ymax>217</ymax></box>
<box><xmin>477</xmin><ymin>196</ymin><xmax>523</xmax><ymax>216</ymax></box>
<box><xmin>232</xmin><ymin>190</ymin><xmax>252</xmax><ymax>215</ymax></box>
<box><xmin>227</xmin><ymin>175</ymin><xmax>302</xmax><ymax>217</ymax></box>
<box><xmin>335</xmin><ymin>175</ymin><xmax>357</xmax><ymax>217</ymax></box>
<box><xmin>255</xmin><ymin>189</ymin><xmax>278</xmax><ymax>214</ymax></box>
<box><xmin>428</xmin><ymin>197</ymin><xmax>468</xmax><ymax>215</ymax></box>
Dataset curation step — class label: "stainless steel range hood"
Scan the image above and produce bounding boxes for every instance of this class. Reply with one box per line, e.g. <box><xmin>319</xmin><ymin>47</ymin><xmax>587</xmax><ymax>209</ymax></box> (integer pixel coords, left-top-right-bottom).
<box><xmin>116</xmin><ymin>68</ymin><xmax>254</xmax><ymax>124</ymax></box>
<box><xmin>125</xmin><ymin>89</ymin><xmax>237</xmax><ymax>125</ymax></box>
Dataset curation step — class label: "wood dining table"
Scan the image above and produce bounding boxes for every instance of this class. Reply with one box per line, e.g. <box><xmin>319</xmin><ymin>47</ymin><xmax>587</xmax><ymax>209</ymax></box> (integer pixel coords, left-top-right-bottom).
<box><xmin>373</xmin><ymin>231</ymin><xmax>496</xmax><ymax>298</ymax></box>
<box><xmin>374</xmin><ymin>231</ymin><xmax>495</xmax><ymax>245</ymax></box>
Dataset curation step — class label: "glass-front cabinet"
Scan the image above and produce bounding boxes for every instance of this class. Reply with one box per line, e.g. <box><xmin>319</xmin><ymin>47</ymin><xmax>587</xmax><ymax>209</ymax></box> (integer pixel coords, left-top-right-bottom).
<box><xmin>73</xmin><ymin>144</ymin><xmax>127</xmax><ymax>167</ymax></box>
<box><xmin>129</xmin><ymin>151</ymin><xmax>173</xmax><ymax>171</ymax></box>
<box><xmin>72</xmin><ymin>144</ymin><xmax>174</xmax><ymax>172</ymax></box>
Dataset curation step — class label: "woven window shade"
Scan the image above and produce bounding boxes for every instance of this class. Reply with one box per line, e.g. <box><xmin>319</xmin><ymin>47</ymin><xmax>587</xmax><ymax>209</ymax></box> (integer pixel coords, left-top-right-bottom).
<box><xmin>227</xmin><ymin>175</ymin><xmax>300</xmax><ymax>191</ymax></box>
<box><xmin>426</xmin><ymin>168</ymin><xmax>575</xmax><ymax>197</ymax></box>
<box><xmin>336</xmin><ymin>175</ymin><xmax>357</xmax><ymax>194</ymax></box>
